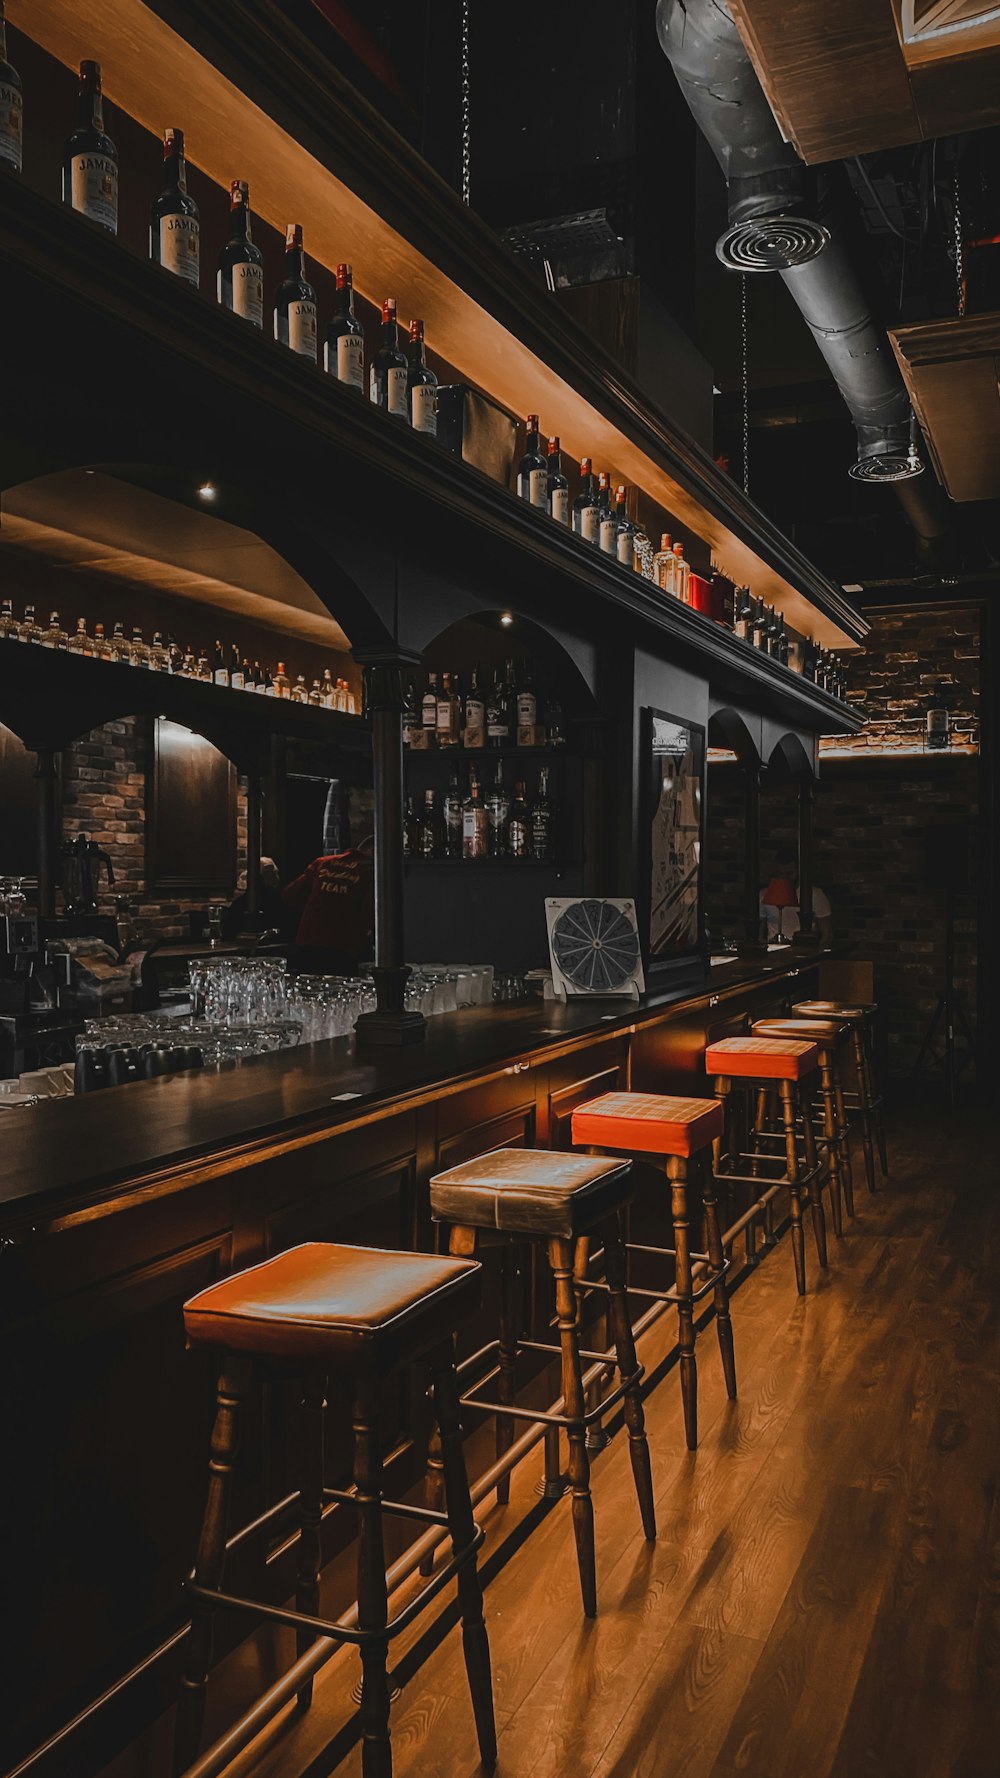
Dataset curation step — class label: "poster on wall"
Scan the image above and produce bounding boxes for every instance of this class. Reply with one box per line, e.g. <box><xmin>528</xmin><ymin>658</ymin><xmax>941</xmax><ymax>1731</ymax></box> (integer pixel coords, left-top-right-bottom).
<box><xmin>641</xmin><ymin>707</ymin><xmax>705</xmax><ymax>972</ymax></box>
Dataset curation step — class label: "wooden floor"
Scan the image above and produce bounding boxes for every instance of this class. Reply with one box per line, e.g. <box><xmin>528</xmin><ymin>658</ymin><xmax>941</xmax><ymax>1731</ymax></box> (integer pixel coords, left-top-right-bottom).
<box><xmin>223</xmin><ymin>1102</ymin><xmax>1000</xmax><ymax>1778</ymax></box>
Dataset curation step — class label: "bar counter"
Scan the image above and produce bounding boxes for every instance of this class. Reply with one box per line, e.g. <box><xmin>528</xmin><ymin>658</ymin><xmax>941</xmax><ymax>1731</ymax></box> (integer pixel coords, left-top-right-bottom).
<box><xmin>2</xmin><ymin>948</ymin><xmax>826</xmax><ymax>1778</ymax></box>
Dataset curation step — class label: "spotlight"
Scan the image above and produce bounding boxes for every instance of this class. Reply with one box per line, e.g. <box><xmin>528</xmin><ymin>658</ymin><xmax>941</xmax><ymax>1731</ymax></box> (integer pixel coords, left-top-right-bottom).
<box><xmin>500</xmin><ymin>612</ymin><xmax>513</xmax><ymax>627</ymax></box>
<box><xmin>198</xmin><ymin>482</ymin><xmax>217</xmax><ymax>501</ymax></box>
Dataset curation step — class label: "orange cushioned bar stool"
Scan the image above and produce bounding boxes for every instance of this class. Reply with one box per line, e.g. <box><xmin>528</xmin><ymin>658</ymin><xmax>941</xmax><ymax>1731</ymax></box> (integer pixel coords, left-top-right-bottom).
<box><xmin>174</xmin><ymin>1243</ymin><xmax>496</xmax><ymax>1778</ymax></box>
<box><xmin>426</xmin><ymin>1148</ymin><xmax>656</xmax><ymax>1618</ymax></box>
<box><xmin>751</xmin><ymin>1017</ymin><xmax>855</xmax><ymax>1235</ymax></box>
<box><xmin>704</xmin><ymin>1035</ymin><xmax>828</xmax><ymax>1296</ymax></box>
<box><xmin>570</xmin><ymin>1091</ymin><xmax>733</xmax><ymax>1454</ymax></box>
<box><xmin>792</xmin><ymin>999</ymin><xmax>888</xmax><ymax>1195</ymax></box>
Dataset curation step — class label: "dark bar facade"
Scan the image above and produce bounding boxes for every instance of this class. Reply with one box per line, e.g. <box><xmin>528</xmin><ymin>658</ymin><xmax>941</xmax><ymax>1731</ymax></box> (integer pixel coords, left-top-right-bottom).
<box><xmin>0</xmin><ymin>5</ymin><xmax>995</xmax><ymax>1778</ymax></box>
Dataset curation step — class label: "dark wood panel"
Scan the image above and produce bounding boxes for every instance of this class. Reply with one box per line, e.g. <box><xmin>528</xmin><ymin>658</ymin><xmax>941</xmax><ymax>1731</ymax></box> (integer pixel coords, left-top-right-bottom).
<box><xmin>148</xmin><ymin>716</ymin><xmax>236</xmax><ymax>894</ymax></box>
<box><xmin>0</xmin><ymin>719</ymin><xmax>48</xmax><ymax>877</ymax></box>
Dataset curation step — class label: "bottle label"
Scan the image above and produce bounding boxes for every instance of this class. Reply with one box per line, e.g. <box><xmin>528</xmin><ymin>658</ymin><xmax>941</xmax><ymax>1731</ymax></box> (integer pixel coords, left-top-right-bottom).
<box><xmin>159</xmin><ymin>212</ymin><xmax>200</xmax><ymax>285</ymax></box>
<box><xmin>388</xmin><ymin>365</ymin><xmax>408</xmax><ymax>417</ymax></box>
<box><xmin>516</xmin><ymin>692</ymin><xmax>537</xmax><ymax>727</ymax></box>
<box><xmin>927</xmin><ymin>711</ymin><xmax>949</xmax><ymax>736</ymax></box>
<box><xmin>576</xmin><ymin>504</ymin><xmax>599</xmax><ymax>542</ymax></box>
<box><xmin>231</xmin><ymin>669</ymin><xmax>245</xmax><ymax>689</ymax></box>
<box><xmin>528</xmin><ymin>468</ymin><xmax>548</xmax><ymax>508</ymax></box>
<box><xmin>487</xmin><ymin>719</ymin><xmax>508</xmax><ymax>741</ymax></box>
<box><xmin>411</xmin><ymin>381</ymin><xmax>438</xmax><ymax>435</ymax></box>
<box><xmin>436</xmin><ymin>702</ymin><xmax>453</xmax><ymax>732</ymax></box>
<box><xmin>617</xmin><ymin>531</ymin><xmax>634</xmax><ymax>568</ymax></box>
<box><xmin>550</xmin><ymin>486</ymin><xmax>570</xmax><ymax>525</ymax></box>
<box><xmin>70</xmin><ymin>152</ymin><xmax>118</xmax><ymax>233</ymax></box>
<box><xmin>532</xmin><ymin>813</ymin><xmax>551</xmax><ymax>857</ymax></box>
<box><xmin>0</xmin><ymin>83</ymin><xmax>23</xmax><ymax>171</ymax></box>
<box><xmin>228</xmin><ymin>261</ymin><xmax>264</xmax><ymax>326</ymax></box>
<box><xmin>287</xmin><ymin>299</ymin><xmax>318</xmax><ymax>359</ymax></box>
<box><xmin>337</xmin><ymin>333</ymin><xmax>364</xmax><ymax>388</ymax></box>
<box><xmin>599</xmin><ymin>516</ymin><xmax>617</xmax><ymax>553</ymax></box>
<box><xmin>465</xmin><ymin>699</ymin><xmax>485</xmax><ymax>729</ymax></box>
<box><xmin>214</xmin><ymin>668</ymin><xmax>228</xmax><ymax>686</ymax></box>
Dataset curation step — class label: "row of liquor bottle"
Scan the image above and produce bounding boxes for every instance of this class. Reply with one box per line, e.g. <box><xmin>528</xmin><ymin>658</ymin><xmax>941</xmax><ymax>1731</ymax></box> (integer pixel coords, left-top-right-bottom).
<box><xmin>403</xmin><ymin>661</ymin><xmax>565</xmax><ymax>751</ymax></box>
<box><xmin>0</xmin><ymin>602</ymin><xmax>357</xmax><ymax>711</ymax></box>
<box><xmin>514</xmin><ymin>426</ymin><xmax>671</xmax><ymax>577</ymax></box>
<box><xmin>731</xmin><ymin>591</ymin><xmax>848</xmax><ymax>695</ymax></box>
<box><xmin>404</xmin><ymin>767</ymin><xmax>557</xmax><ymax>863</ymax></box>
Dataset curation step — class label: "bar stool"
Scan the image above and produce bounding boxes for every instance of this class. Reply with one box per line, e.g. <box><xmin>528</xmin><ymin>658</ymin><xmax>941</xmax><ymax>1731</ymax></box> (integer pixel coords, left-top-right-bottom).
<box><xmin>793</xmin><ymin>999</ymin><xmax>888</xmax><ymax>1194</ymax></box>
<box><xmin>705</xmin><ymin>1036</ymin><xmax>827</xmax><ymax>1296</ymax></box>
<box><xmin>174</xmin><ymin>1243</ymin><xmax>496</xmax><ymax>1778</ymax></box>
<box><xmin>427</xmin><ymin>1148</ymin><xmax>656</xmax><ymax>1618</ymax></box>
<box><xmin>569</xmin><ymin>1091</ymin><xmax>733</xmax><ymax>1453</ymax></box>
<box><xmin>751</xmin><ymin>1017</ymin><xmax>855</xmax><ymax>1232</ymax></box>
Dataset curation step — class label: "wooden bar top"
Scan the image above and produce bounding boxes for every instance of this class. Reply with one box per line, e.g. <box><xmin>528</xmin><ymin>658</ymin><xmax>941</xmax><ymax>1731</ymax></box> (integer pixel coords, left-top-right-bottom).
<box><xmin>0</xmin><ymin>949</ymin><xmax>826</xmax><ymax>1226</ymax></box>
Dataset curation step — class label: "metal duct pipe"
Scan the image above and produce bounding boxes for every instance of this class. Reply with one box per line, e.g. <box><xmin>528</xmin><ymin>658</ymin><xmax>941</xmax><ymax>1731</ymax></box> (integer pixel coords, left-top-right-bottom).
<box><xmin>655</xmin><ymin>0</ymin><xmax>945</xmax><ymax>519</ymax></box>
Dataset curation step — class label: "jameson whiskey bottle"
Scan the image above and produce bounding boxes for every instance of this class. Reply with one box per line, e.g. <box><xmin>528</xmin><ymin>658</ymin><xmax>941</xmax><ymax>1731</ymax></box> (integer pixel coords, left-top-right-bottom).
<box><xmin>517</xmin><ymin>415</ymin><xmax>548</xmax><ymax>508</ymax></box>
<box><xmin>443</xmin><ymin>770</ymin><xmax>463</xmax><ymax>857</ymax></box>
<box><xmin>506</xmin><ymin>780</ymin><xmax>532</xmax><ymax>859</ymax></box>
<box><xmin>462</xmin><ymin>768</ymin><xmax>490</xmax><ymax>860</ymax></box>
<box><xmin>485</xmin><ymin>761</ymin><xmax>509</xmax><ymax>856</ymax></box>
<box><xmin>531</xmin><ymin>767</ymin><xmax>554</xmax><ymax>863</ymax></box>
<box><xmin>573</xmin><ymin>458</ymin><xmax>600</xmax><ymax>543</ymax></box>
<box><xmin>547</xmin><ymin>437</ymin><xmax>570</xmax><ymax>525</ymax></box>
<box><xmin>150</xmin><ymin>128</ymin><xmax>200</xmax><ymax>286</ymax></box>
<box><xmin>63</xmin><ymin>61</ymin><xmax>118</xmax><ymax>234</ymax></box>
<box><xmin>324</xmin><ymin>262</ymin><xmax>364</xmax><ymax>388</ymax></box>
<box><xmin>217</xmin><ymin>180</ymin><xmax>264</xmax><ymax>326</ymax></box>
<box><xmin>408</xmin><ymin>318</ymin><xmax>438</xmax><ymax>435</ymax></box>
<box><xmin>0</xmin><ymin>1</ymin><xmax>23</xmax><ymax>174</ymax></box>
<box><xmin>598</xmin><ymin>473</ymin><xmax>617</xmax><ymax>555</ymax></box>
<box><xmin>273</xmin><ymin>225</ymin><xmax>318</xmax><ymax>360</ymax></box>
<box><xmin>370</xmin><ymin>297</ymin><xmax>408</xmax><ymax>416</ymax></box>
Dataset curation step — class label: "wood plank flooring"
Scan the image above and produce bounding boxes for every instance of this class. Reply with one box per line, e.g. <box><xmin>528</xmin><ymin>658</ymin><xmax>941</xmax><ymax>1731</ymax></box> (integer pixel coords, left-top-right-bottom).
<box><xmin>217</xmin><ymin>1104</ymin><xmax>1000</xmax><ymax>1778</ymax></box>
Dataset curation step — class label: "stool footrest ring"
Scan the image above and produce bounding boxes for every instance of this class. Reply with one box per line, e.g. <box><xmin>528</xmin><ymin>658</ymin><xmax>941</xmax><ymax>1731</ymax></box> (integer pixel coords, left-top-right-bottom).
<box><xmin>185</xmin><ymin>1519</ymin><xmax>484</xmax><ymax>1649</ymax></box>
<box><xmin>458</xmin><ymin>1337</ymin><xmax>643</xmax><ymax>1431</ymax></box>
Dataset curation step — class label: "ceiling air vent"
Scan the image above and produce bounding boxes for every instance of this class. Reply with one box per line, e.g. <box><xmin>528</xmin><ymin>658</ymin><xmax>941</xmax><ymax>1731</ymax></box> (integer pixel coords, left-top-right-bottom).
<box><xmin>716</xmin><ymin>214</ymin><xmax>830</xmax><ymax>272</ymax></box>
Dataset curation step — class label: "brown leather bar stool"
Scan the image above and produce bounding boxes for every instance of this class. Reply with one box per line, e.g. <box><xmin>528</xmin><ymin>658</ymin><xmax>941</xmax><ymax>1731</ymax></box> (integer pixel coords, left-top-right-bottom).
<box><xmin>793</xmin><ymin>999</ymin><xmax>888</xmax><ymax>1195</ymax></box>
<box><xmin>705</xmin><ymin>1035</ymin><xmax>828</xmax><ymax>1296</ymax></box>
<box><xmin>174</xmin><ymin>1243</ymin><xmax>496</xmax><ymax>1778</ymax></box>
<box><xmin>569</xmin><ymin>1091</ymin><xmax>733</xmax><ymax>1453</ymax></box>
<box><xmin>427</xmin><ymin>1148</ymin><xmax>656</xmax><ymax>1618</ymax></box>
<box><xmin>751</xmin><ymin>1017</ymin><xmax>855</xmax><ymax>1233</ymax></box>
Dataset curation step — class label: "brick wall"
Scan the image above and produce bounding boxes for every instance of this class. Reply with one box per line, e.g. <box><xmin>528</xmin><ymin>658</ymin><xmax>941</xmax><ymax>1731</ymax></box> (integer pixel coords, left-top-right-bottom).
<box><xmin>61</xmin><ymin>716</ymin><xmax>248</xmax><ymax>941</ymax></box>
<box><xmin>705</xmin><ymin>603</ymin><xmax>982</xmax><ymax>1078</ymax></box>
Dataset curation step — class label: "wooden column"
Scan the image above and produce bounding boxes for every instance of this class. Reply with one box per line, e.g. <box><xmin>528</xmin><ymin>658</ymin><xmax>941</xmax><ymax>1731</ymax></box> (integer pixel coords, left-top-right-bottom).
<box><xmin>33</xmin><ymin>746</ymin><xmax>58</xmax><ymax>920</ymax></box>
<box><xmin>796</xmin><ymin>777</ymin><xmax>821</xmax><ymax>946</ymax></box>
<box><xmin>739</xmin><ymin>764</ymin><xmax>767</xmax><ymax>956</ymax></box>
<box><xmin>355</xmin><ymin>659</ymin><xmax>425</xmax><ymax>1045</ymax></box>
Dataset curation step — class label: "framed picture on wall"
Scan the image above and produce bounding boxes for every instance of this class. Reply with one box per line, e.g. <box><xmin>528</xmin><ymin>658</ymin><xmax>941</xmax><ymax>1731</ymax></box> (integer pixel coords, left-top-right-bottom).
<box><xmin>147</xmin><ymin>718</ymin><xmax>236</xmax><ymax>894</ymax></box>
<box><xmin>639</xmin><ymin>706</ymin><xmax>706</xmax><ymax>980</ymax></box>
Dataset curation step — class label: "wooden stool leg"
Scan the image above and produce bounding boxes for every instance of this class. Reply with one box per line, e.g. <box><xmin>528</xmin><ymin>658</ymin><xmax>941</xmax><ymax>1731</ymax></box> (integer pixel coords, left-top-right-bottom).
<box><xmin>852</xmin><ymin>1024</ymin><xmax>877</xmax><ymax>1195</ymax></box>
<box><xmin>779</xmin><ymin>1081</ymin><xmax>807</xmax><ymax>1296</ymax></box>
<box><xmin>667</xmin><ymin>1155</ymin><xmax>697</xmax><ymax>1451</ymax></box>
<box><xmin>420</xmin><ymin>1226</ymin><xmax>476</xmax><ymax>1578</ymax></box>
<box><xmin>799</xmin><ymin>1081</ymin><xmax>828</xmax><ymax>1270</ymax></box>
<box><xmin>495</xmin><ymin>1242</ymin><xmax>520</xmax><ymax>1505</ymax></box>
<box><xmin>818</xmin><ymin>1050</ymin><xmax>844</xmax><ymax>1240</ymax></box>
<box><xmin>699</xmin><ymin>1151</ymin><xmax>737</xmax><ymax>1400</ymax></box>
<box><xmin>866</xmin><ymin>1021</ymin><xmax>890</xmax><ymax>1179</ymax></box>
<box><xmin>173</xmin><ymin>1360</ymin><xmax>247</xmax><ymax>1777</ymax></box>
<box><xmin>352</xmin><ymin>1380</ymin><xmax>392</xmax><ymax>1778</ymax></box>
<box><xmin>295</xmin><ymin>1370</ymin><xmax>327</xmax><ymax>1711</ymax></box>
<box><xmin>430</xmin><ymin>1347</ymin><xmax>498</xmax><ymax>1770</ymax></box>
<box><xmin>834</xmin><ymin>1058</ymin><xmax>855</xmax><ymax>1219</ymax></box>
<box><xmin>601</xmin><ymin>1212</ymin><xmax>656</xmax><ymax>1540</ymax></box>
<box><xmin>548</xmin><ymin>1236</ymin><xmax>596</xmax><ymax>1617</ymax></box>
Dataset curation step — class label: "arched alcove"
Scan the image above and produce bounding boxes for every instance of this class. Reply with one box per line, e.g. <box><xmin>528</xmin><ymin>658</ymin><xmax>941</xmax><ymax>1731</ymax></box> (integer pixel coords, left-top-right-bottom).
<box><xmin>704</xmin><ymin>707</ymin><xmax>760</xmax><ymax>948</ymax></box>
<box><xmin>767</xmin><ymin>732</ymin><xmax>816</xmax><ymax>782</ymax></box>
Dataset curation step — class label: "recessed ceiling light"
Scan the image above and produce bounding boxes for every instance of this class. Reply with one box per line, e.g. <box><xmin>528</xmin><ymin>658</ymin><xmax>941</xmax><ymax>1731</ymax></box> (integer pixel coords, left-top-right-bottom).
<box><xmin>500</xmin><ymin>612</ymin><xmax>513</xmax><ymax>627</ymax></box>
<box><xmin>198</xmin><ymin>482</ymin><xmax>217</xmax><ymax>500</ymax></box>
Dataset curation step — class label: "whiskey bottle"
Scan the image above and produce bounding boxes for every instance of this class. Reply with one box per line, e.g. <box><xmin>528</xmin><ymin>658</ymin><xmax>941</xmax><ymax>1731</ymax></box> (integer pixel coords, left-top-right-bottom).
<box><xmin>259</xmin><ymin>665</ymin><xmax>274</xmax><ymax>696</ymax></box>
<box><xmin>544</xmin><ymin>690</ymin><xmax>565</xmax><ymax>747</ymax></box>
<box><xmin>485</xmin><ymin>761</ymin><xmax>509</xmax><ymax>856</ymax></box>
<box><xmin>517</xmin><ymin>415</ymin><xmax>548</xmax><ymax>508</ymax></box>
<box><xmin>370</xmin><ymin>297</ymin><xmax>408</xmax><ymax>417</ymax></box>
<box><xmin>506</xmin><ymin>780</ymin><xmax>532</xmax><ymax>859</ymax></box>
<box><xmin>402</xmin><ymin>795</ymin><xmax>419</xmax><ymax>858</ymax></box>
<box><xmin>436</xmin><ymin>671</ymin><xmax>459</xmax><ymax>748</ymax></box>
<box><xmin>401</xmin><ymin>676</ymin><xmax>418</xmax><ymax>742</ymax></box>
<box><xmin>652</xmin><ymin>534</ymin><xmax>674</xmax><ymax>594</ymax></box>
<box><xmin>598</xmin><ymin>474</ymin><xmax>617</xmax><ymax>555</ymax></box>
<box><xmin>324</xmin><ymin>263</ymin><xmax>365</xmax><ymax>388</ymax></box>
<box><xmin>291</xmin><ymin>674</ymin><xmax>309</xmax><ymax>703</ymax></box>
<box><xmin>308</xmin><ymin>678</ymin><xmax>323</xmax><ymax>706</ymax></box>
<box><xmin>421</xmin><ymin>670</ymin><xmax>438</xmax><ymax>737</ymax></box>
<box><xmin>42</xmin><ymin>611</ymin><xmax>67</xmax><ymax>650</ymax></box>
<box><xmin>0</xmin><ymin>1</ymin><xmax>23</xmax><ymax>174</ymax></box>
<box><xmin>486</xmin><ymin>669</ymin><xmax>510</xmax><ymax>749</ymax></box>
<box><xmin>63</xmin><ymin>61</ymin><xmax>118</xmax><ymax>234</ymax></box>
<box><xmin>0</xmin><ymin>597</ymin><xmax>14</xmax><ymax>637</ymax></box>
<box><xmin>516</xmin><ymin>659</ymin><xmax>537</xmax><ymax>731</ymax></box>
<box><xmin>167</xmin><ymin>636</ymin><xmax>183</xmax><ymax>673</ymax></box>
<box><xmin>16</xmin><ymin>603</ymin><xmax>41</xmax><ymax>644</ymax></box>
<box><xmin>614</xmin><ymin>486</ymin><xmax>636</xmax><ymax>568</ymax></box>
<box><xmin>130</xmin><ymin>627</ymin><xmax>151</xmax><ymax>669</ymax></box>
<box><xmin>531</xmin><ymin>767</ymin><xmax>554</xmax><ymax>863</ymax></box>
<box><xmin>419</xmin><ymin>788</ymin><xmax>446</xmax><ymax>858</ymax></box>
<box><xmin>443</xmin><ymin>770</ymin><xmax>463</xmax><ymax>857</ymax></box>
<box><xmin>462</xmin><ymin>768</ymin><xmax>490</xmax><ymax>860</ymax></box>
<box><xmin>672</xmin><ymin>542</ymin><xmax>690</xmax><ymax>602</ymax></box>
<box><xmin>322</xmin><ymin>668</ymin><xmax>338</xmax><ymax>711</ymax></box>
<box><xmin>274</xmin><ymin>225</ymin><xmax>318</xmax><ymax>360</ymax></box>
<box><xmin>733</xmin><ymin>588</ymin><xmax>752</xmax><ymax>642</ymax></box>
<box><xmin>229</xmin><ymin>645</ymin><xmax>245</xmax><ymax>688</ymax></box>
<box><xmin>212</xmin><ymin>640</ymin><xmax>228</xmax><ymax>686</ymax></box>
<box><xmin>407</xmin><ymin>318</ymin><xmax>438</xmax><ymax>435</ymax></box>
<box><xmin>573</xmin><ymin>458</ymin><xmax>600</xmax><ymax>543</ymax></box>
<box><xmin>547</xmin><ymin>437</ymin><xmax>570</xmax><ymax>525</ymax></box>
<box><xmin>196</xmin><ymin>646</ymin><xmax>212</xmax><ymax>680</ymax></box>
<box><xmin>67</xmin><ymin>617</ymin><xmax>91</xmax><ymax>656</ymax></box>
<box><xmin>150</xmin><ymin>631</ymin><xmax>170</xmax><ymax>671</ymax></box>
<box><xmin>150</xmin><ymin>128</ymin><xmax>200</xmax><ymax>286</ymax></box>
<box><xmin>240</xmin><ymin>656</ymin><xmax>253</xmax><ymax>689</ymax></box>
<box><xmin>751</xmin><ymin>598</ymin><xmax>767</xmax><ymax>650</ymax></box>
<box><xmin>217</xmin><ymin>180</ymin><xmax>264</xmax><ymax>326</ymax></box>
<box><xmin>92</xmin><ymin>621</ymin><xmax>111</xmax><ymax>660</ymax></box>
<box><xmin>464</xmin><ymin>669</ymin><xmax>485</xmax><ymax>747</ymax></box>
<box><xmin>272</xmin><ymin>661</ymin><xmax>290</xmax><ymax>698</ymax></box>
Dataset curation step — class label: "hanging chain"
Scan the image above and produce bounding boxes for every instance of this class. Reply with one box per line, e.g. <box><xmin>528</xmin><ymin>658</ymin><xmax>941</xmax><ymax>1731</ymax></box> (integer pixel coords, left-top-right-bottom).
<box><xmin>460</xmin><ymin>0</ymin><xmax>471</xmax><ymax>207</ymax></box>
<box><xmin>740</xmin><ymin>273</ymin><xmax>750</xmax><ymax>496</ymax></box>
<box><xmin>953</xmin><ymin>174</ymin><xmax>965</xmax><ymax>318</ymax></box>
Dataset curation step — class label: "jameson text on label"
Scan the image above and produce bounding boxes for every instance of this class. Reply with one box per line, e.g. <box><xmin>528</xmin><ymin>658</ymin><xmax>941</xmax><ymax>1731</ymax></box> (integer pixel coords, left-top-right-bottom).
<box><xmin>160</xmin><ymin>213</ymin><xmax>200</xmax><ymax>284</ymax></box>
<box><xmin>387</xmin><ymin>365</ymin><xmax>408</xmax><ymax>416</ymax></box>
<box><xmin>411</xmin><ymin>383</ymin><xmax>438</xmax><ymax>435</ymax></box>
<box><xmin>288</xmin><ymin>299</ymin><xmax>318</xmax><ymax>358</ymax></box>
<box><xmin>232</xmin><ymin>262</ymin><xmax>263</xmax><ymax>324</ymax></box>
<box><xmin>551</xmin><ymin>487</ymin><xmax>570</xmax><ymax>524</ymax></box>
<box><xmin>529</xmin><ymin>468</ymin><xmax>548</xmax><ymax>507</ymax></box>
<box><xmin>71</xmin><ymin>153</ymin><xmax>118</xmax><ymax>232</ymax></box>
<box><xmin>337</xmin><ymin>335</ymin><xmax>364</xmax><ymax>386</ymax></box>
<box><xmin>0</xmin><ymin>85</ymin><xmax>23</xmax><ymax>169</ymax></box>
